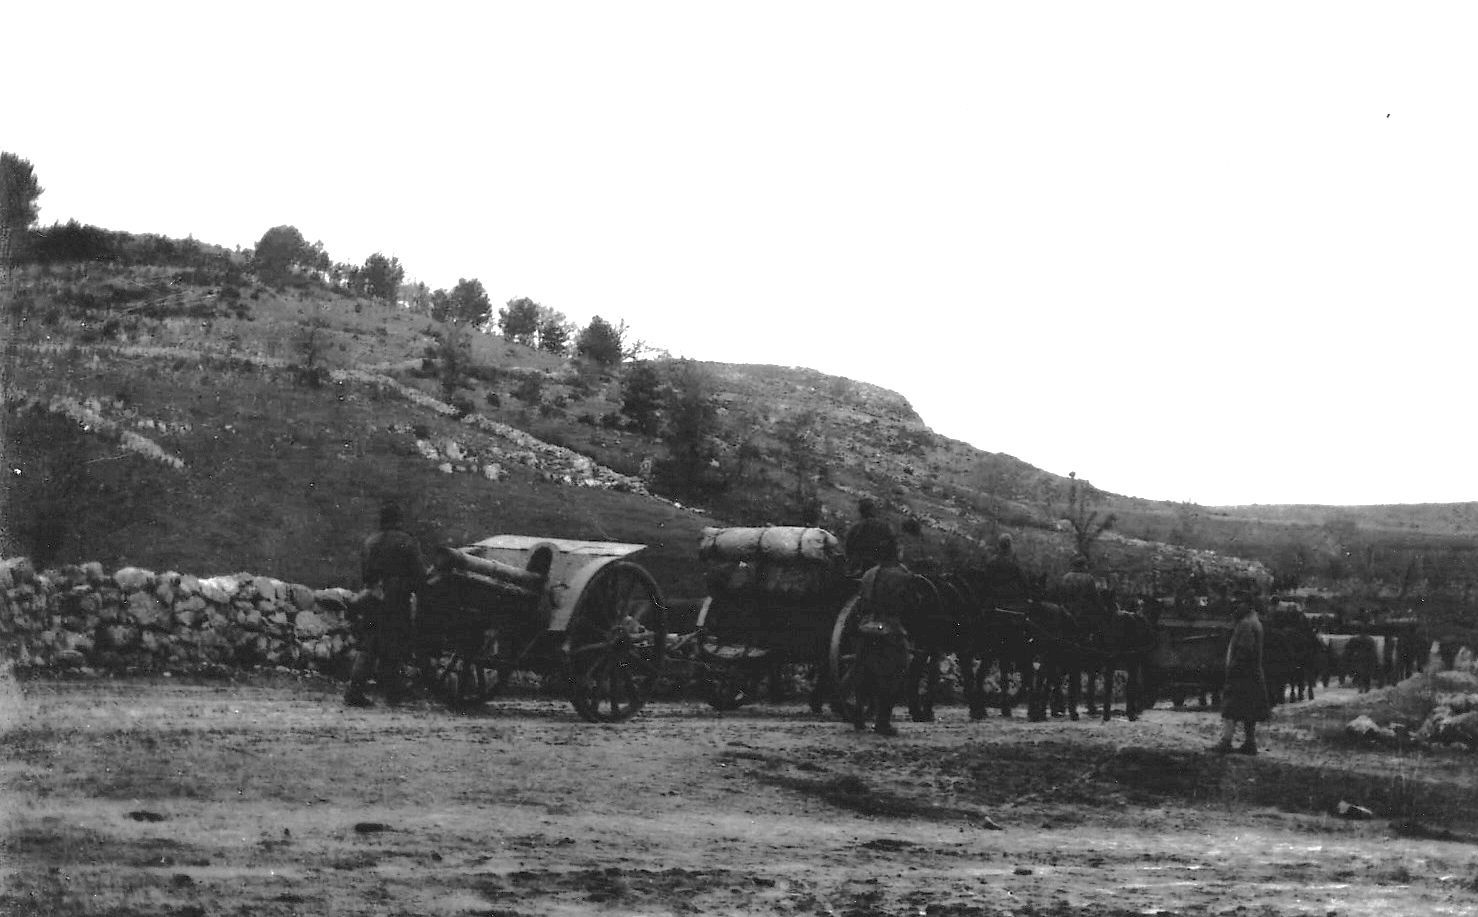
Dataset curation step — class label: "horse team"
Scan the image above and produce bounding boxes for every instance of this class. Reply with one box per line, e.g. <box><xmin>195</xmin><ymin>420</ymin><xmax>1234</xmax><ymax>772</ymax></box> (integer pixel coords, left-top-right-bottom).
<box><xmin>887</xmin><ymin>572</ymin><xmax>1419</xmax><ymax>725</ymax></box>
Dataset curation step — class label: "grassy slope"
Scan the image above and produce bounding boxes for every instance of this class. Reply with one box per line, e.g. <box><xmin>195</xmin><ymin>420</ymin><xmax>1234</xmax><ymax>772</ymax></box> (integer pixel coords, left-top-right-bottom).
<box><xmin>6</xmin><ymin>276</ymin><xmax>715</xmax><ymax>597</ymax></box>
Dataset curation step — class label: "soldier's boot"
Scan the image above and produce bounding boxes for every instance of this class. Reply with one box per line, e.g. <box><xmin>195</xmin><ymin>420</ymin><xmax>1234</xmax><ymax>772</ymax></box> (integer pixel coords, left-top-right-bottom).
<box><xmin>344</xmin><ymin>687</ymin><xmax>374</xmax><ymax>708</ymax></box>
<box><xmin>1209</xmin><ymin>720</ymin><xmax>1236</xmax><ymax>754</ymax></box>
<box><xmin>1237</xmin><ymin>724</ymin><xmax>1258</xmax><ymax>755</ymax></box>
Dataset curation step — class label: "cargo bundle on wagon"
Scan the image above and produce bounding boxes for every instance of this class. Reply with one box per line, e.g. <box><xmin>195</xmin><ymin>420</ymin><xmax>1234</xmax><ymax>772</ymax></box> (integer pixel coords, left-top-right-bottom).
<box><xmin>688</xmin><ymin>526</ymin><xmax>856</xmax><ymax>711</ymax></box>
<box><xmin>414</xmin><ymin>535</ymin><xmax>666</xmax><ymax>722</ymax></box>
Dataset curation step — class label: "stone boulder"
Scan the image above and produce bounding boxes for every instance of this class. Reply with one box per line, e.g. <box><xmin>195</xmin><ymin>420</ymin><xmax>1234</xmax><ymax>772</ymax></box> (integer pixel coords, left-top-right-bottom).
<box><xmin>289</xmin><ymin>584</ymin><xmax>316</xmax><ymax>611</ymax></box>
<box><xmin>126</xmin><ymin>592</ymin><xmax>168</xmax><ymax>628</ymax></box>
<box><xmin>293</xmin><ymin>610</ymin><xmax>328</xmax><ymax>639</ymax></box>
<box><xmin>114</xmin><ymin>567</ymin><xmax>153</xmax><ymax>592</ymax></box>
<box><xmin>199</xmin><ymin>578</ymin><xmax>233</xmax><ymax>604</ymax></box>
<box><xmin>1428</xmin><ymin>710</ymin><xmax>1478</xmax><ymax>747</ymax></box>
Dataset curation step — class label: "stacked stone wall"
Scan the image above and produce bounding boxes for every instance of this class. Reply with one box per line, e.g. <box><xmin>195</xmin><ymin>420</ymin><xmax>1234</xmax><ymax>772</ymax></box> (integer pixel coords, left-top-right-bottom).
<box><xmin>0</xmin><ymin>557</ymin><xmax>357</xmax><ymax>676</ymax></box>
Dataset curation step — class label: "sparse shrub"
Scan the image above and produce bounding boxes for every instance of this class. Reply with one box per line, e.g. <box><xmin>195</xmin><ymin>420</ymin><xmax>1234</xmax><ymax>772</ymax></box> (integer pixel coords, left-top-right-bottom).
<box><xmin>577</xmin><ymin>412</ymin><xmax>597</xmax><ymax>426</ymax></box>
<box><xmin>412</xmin><ymin>424</ymin><xmax>431</xmax><ymax>439</ymax></box>
<box><xmin>485</xmin><ymin>392</ymin><xmax>502</xmax><ymax>408</ymax></box>
<box><xmin>513</xmin><ymin>375</ymin><xmax>544</xmax><ymax>405</ymax></box>
<box><xmin>600</xmin><ymin>412</ymin><xmax>623</xmax><ymax>429</ymax></box>
<box><xmin>448</xmin><ymin>394</ymin><xmax>475</xmax><ymax>418</ymax></box>
<box><xmin>538</xmin><ymin>402</ymin><xmax>560</xmax><ymax>418</ymax></box>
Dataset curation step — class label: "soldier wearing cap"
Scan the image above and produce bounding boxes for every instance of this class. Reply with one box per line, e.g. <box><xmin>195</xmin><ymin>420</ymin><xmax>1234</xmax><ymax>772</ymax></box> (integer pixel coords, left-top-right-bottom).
<box><xmin>345</xmin><ymin>501</ymin><xmax>426</xmax><ymax>707</ymax></box>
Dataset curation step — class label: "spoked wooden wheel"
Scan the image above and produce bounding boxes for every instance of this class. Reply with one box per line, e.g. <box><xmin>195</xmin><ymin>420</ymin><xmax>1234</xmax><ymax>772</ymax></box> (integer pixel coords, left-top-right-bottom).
<box><xmin>828</xmin><ymin>596</ymin><xmax>870</xmax><ymax>722</ymax></box>
<box><xmin>565</xmin><ymin>561</ymin><xmax>667</xmax><ymax>723</ymax></box>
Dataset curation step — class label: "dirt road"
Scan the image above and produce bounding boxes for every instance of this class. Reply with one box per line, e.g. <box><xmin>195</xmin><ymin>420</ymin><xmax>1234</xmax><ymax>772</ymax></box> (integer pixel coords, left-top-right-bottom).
<box><xmin>4</xmin><ymin>671</ymin><xmax>1477</xmax><ymax>916</ymax></box>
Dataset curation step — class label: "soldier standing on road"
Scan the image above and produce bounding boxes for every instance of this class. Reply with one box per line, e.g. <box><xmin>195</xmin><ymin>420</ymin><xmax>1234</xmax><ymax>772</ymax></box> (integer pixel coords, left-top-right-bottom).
<box><xmin>345</xmin><ymin>501</ymin><xmax>426</xmax><ymax>708</ymax></box>
<box><xmin>844</xmin><ymin>498</ymin><xmax>897</xmax><ymax>576</ymax></box>
<box><xmin>848</xmin><ymin>534</ymin><xmax>916</xmax><ymax>737</ymax></box>
<box><xmin>1212</xmin><ymin>593</ymin><xmax>1271</xmax><ymax>755</ymax></box>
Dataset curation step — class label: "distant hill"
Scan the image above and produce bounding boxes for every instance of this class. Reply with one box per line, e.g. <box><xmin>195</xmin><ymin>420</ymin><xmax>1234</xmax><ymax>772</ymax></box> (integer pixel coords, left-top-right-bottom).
<box><xmin>4</xmin><ymin>237</ymin><xmax>1475</xmax><ymax>643</ymax></box>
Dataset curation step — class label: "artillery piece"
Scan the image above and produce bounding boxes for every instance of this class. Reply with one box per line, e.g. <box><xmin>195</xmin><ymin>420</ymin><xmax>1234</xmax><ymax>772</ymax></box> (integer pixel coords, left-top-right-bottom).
<box><xmin>417</xmin><ymin>535</ymin><xmax>666</xmax><ymax>723</ymax></box>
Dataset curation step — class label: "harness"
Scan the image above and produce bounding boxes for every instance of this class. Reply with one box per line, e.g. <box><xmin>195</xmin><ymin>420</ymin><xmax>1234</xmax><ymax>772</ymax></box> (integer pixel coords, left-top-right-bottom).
<box><xmin>995</xmin><ymin>606</ymin><xmax>1159</xmax><ymax>662</ymax></box>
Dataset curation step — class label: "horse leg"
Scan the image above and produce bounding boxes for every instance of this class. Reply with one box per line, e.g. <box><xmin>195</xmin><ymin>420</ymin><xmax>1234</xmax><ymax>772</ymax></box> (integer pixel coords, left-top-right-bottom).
<box><xmin>908</xmin><ymin>651</ymin><xmax>934</xmax><ymax>723</ymax></box>
<box><xmin>1125</xmin><ymin>660</ymin><xmax>1141</xmax><ymax>721</ymax></box>
<box><xmin>1027</xmin><ymin>660</ymin><xmax>1048</xmax><ymax>722</ymax></box>
<box><xmin>808</xmin><ymin>653</ymin><xmax>830</xmax><ymax>715</ymax></box>
<box><xmin>962</xmin><ymin>652</ymin><xmax>984</xmax><ymax>720</ymax></box>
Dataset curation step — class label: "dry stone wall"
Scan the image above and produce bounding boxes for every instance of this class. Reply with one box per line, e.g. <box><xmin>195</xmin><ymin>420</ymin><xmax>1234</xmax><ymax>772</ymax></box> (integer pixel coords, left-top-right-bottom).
<box><xmin>0</xmin><ymin>557</ymin><xmax>359</xmax><ymax>676</ymax></box>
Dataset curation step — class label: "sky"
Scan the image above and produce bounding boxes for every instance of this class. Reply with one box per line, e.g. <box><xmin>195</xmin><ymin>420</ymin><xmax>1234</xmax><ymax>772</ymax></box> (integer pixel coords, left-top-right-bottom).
<box><xmin>8</xmin><ymin>2</ymin><xmax>1478</xmax><ymax>507</ymax></box>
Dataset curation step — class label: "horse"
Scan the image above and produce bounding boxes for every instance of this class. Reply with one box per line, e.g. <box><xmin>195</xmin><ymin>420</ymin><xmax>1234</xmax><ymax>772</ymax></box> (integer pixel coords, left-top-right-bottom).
<box><xmin>899</xmin><ymin>571</ymin><xmax>976</xmax><ymax>722</ymax></box>
<box><xmin>1082</xmin><ymin>601</ymin><xmax>1158</xmax><ymax>722</ymax></box>
<box><xmin>950</xmin><ymin>567</ymin><xmax>1039</xmax><ymax>719</ymax></box>
<box><xmin>1015</xmin><ymin>599</ymin><xmax>1091</xmax><ymax>722</ymax></box>
<box><xmin>1265</xmin><ymin>608</ymin><xmax>1322</xmax><ymax>703</ymax></box>
<box><xmin>1342</xmin><ymin>634</ymin><xmax>1380</xmax><ymax>693</ymax></box>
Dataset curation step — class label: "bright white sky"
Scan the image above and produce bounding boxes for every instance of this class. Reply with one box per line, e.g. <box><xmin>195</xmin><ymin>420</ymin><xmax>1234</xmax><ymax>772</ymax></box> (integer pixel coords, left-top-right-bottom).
<box><xmin>9</xmin><ymin>3</ymin><xmax>1477</xmax><ymax>506</ymax></box>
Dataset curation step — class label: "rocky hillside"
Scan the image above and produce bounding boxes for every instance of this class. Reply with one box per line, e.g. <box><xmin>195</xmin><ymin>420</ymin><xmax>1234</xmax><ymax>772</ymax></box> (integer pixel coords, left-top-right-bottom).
<box><xmin>4</xmin><ymin>253</ymin><xmax>1476</xmax><ymax>643</ymax></box>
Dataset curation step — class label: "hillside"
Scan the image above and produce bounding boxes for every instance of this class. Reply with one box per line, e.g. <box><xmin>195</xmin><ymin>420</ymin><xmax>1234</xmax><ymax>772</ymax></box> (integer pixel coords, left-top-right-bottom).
<box><xmin>3</xmin><ymin>250</ymin><xmax>1476</xmax><ymax>642</ymax></box>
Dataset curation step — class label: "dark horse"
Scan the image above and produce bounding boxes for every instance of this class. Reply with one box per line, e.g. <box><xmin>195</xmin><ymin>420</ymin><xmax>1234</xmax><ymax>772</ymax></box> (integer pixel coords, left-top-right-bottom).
<box><xmin>898</xmin><ymin>571</ymin><xmax>976</xmax><ymax>722</ymax></box>
<box><xmin>1081</xmin><ymin>600</ymin><xmax>1159</xmax><ymax>721</ymax></box>
<box><xmin>938</xmin><ymin>568</ymin><xmax>1038</xmax><ymax>719</ymax></box>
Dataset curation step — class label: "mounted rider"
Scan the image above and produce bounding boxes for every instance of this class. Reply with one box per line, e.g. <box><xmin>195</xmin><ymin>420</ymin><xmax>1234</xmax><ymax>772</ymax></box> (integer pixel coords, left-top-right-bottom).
<box><xmin>844</xmin><ymin>498</ymin><xmax>897</xmax><ymax>577</ymax></box>
<box><xmin>980</xmin><ymin>533</ymin><xmax>1032</xmax><ymax>611</ymax></box>
<box><xmin>1059</xmin><ymin>555</ymin><xmax>1107</xmax><ymax>627</ymax></box>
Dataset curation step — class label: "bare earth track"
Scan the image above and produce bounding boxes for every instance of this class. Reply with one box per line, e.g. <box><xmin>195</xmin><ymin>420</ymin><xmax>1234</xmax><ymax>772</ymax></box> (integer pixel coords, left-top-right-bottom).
<box><xmin>3</xmin><ymin>670</ymin><xmax>1477</xmax><ymax>916</ymax></box>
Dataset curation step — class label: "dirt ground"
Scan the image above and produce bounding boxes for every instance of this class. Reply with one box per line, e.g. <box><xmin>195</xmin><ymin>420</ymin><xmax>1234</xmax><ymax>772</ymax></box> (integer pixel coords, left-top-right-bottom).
<box><xmin>4</xmin><ymin>669</ymin><xmax>1478</xmax><ymax>917</ymax></box>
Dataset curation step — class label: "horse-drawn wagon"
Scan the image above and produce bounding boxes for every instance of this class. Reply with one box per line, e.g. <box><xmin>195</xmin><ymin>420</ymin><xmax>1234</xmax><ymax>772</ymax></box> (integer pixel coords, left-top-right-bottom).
<box><xmin>416</xmin><ymin>535</ymin><xmax>666</xmax><ymax>722</ymax></box>
<box><xmin>1149</xmin><ymin>620</ymin><xmax>1229</xmax><ymax>708</ymax></box>
<box><xmin>686</xmin><ymin>526</ymin><xmax>857</xmax><ymax>712</ymax></box>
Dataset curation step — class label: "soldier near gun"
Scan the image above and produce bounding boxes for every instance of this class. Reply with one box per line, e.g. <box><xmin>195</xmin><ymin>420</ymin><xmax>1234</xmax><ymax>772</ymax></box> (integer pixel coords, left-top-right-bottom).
<box><xmin>848</xmin><ymin>535</ymin><xmax>917</xmax><ymax>737</ymax></box>
<box><xmin>345</xmin><ymin>502</ymin><xmax>426</xmax><ymax>707</ymax></box>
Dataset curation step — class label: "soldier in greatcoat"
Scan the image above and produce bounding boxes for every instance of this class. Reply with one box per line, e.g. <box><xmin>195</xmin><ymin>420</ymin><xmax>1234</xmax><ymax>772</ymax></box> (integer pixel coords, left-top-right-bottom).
<box><xmin>1211</xmin><ymin>594</ymin><xmax>1271</xmax><ymax>754</ymax></box>
<box><xmin>345</xmin><ymin>501</ymin><xmax>426</xmax><ymax>707</ymax></box>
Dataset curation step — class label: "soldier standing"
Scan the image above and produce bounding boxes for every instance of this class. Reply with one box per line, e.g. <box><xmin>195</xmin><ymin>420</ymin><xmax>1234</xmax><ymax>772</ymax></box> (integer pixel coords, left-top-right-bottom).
<box><xmin>1212</xmin><ymin>594</ymin><xmax>1270</xmax><ymax>754</ymax></box>
<box><xmin>345</xmin><ymin>501</ymin><xmax>426</xmax><ymax>707</ymax></box>
<box><xmin>848</xmin><ymin>535</ymin><xmax>916</xmax><ymax>736</ymax></box>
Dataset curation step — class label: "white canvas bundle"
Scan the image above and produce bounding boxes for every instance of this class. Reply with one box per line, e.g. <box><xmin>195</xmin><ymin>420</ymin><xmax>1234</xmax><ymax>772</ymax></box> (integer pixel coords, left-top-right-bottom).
<box><xmin>699</xmin><ymin>526</ymin><xmax>842</xmax><ymax>564</ymax></box>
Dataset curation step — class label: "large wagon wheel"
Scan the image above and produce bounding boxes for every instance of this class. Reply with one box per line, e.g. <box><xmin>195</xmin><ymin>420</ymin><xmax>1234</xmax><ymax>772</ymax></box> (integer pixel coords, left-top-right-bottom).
<box><xmin>565</xmin><ymin>561</ymin><xmax>667</xmax><ymax>723</ymax></box>
<box><xmin>827</xmin><ymin>595</ymin><xmax>868</xmax><ymax>722</ymax></box>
